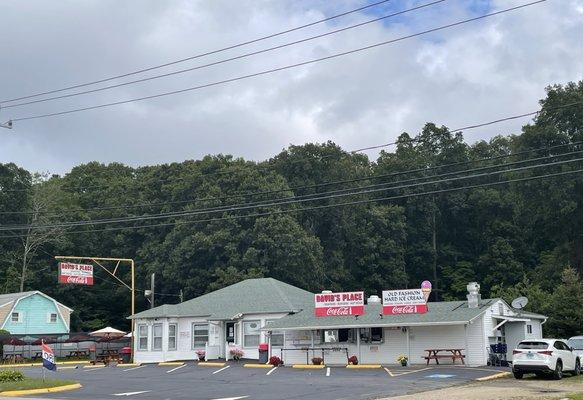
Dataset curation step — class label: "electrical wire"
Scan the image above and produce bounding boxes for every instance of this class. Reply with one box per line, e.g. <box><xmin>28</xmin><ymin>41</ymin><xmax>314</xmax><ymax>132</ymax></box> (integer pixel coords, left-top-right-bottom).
<box><xmin>0</xmin><ymin>166</ymin><xmax>579</xmax><ymax>239</ymax></box>
<box><xmin>2</xmin><ymin>154</ymin><xmax>580</xmax><ymax>232</ymax></box>
<box><xmin>0</xmin><ymin>0</ymin><xmax>394</xmax><ymax>105</ymax></box>
<box><xmin>2</xmin><ymin>1</ymin><xmax>444</xmax><ymax>109</ymax></box>
<box><xmin>7</xmin><ymin>0</ymin><xmax>547</xmax><ymax>123</ymax></box>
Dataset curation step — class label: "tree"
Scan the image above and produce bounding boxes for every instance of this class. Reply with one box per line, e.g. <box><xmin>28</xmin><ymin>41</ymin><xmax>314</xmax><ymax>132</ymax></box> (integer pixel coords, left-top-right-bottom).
<box><xmin>546</xmin><ymin>267</ymin><xmax>583</xmax><ymax>337</ymax></box>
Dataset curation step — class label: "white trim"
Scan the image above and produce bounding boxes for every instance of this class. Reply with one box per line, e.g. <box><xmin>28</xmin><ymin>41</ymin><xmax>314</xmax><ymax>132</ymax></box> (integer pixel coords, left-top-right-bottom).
<box><xmin>262</xmin><ymin>320</ymin><xmax>470</xmax><ymax>331</ymax></box>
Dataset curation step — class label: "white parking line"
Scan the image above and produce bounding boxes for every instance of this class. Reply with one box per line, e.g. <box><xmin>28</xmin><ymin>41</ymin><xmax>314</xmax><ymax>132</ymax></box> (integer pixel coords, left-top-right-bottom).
<box><xmin>210</xmin><ymin>397</ymin><xmax>248</xmax><ymax>400</ymax></box>
<box><xmin>326</xmin><ymin>367</ymin><xmax>331</xmax><ymax>377</ymax></box>
<box><xmin>212</xmin><ymin>365</ymin><xmax>230</xmax><ymax>374</ymax></box>
<box><xmin>392</xmin><ymin>367</ymin><xmax>433</xmax><ymax>376</ymax></box>
<box><xmin>123</xmin><ymin>365</ymin><xmax>147</xmax><ymax>372</ymax></box>
<box><xmin>113</xmin><ymin>390</ymin><xmax>151</xmax><ymax>396</ymax></box>
<box><xmin>266</xmin><ymin>367</ymin><xmax>278</xmax><ymax>375</ymax></box>
<box><xmin>383</xmin><ymin>367</ymin><xmax>394</xmax><ymax>377</ymax></box>
<box><xmin>167</xmin><ymin>364</ymin><xmax>187</xmax><ymax>373</ymax></box>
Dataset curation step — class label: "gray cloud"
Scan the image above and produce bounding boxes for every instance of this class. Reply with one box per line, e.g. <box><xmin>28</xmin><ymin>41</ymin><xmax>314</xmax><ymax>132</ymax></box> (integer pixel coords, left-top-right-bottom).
<box><xmin>1</xmin><ymin>0</ymin><xmax>582</xmax><ymax>174</ymax></box>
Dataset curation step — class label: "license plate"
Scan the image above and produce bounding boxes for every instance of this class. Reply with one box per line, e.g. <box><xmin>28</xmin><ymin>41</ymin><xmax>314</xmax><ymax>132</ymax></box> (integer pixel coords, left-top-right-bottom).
<box><xmin>527</xmin><ymin>353</ymin><xmax>534</xmax><ymax>359</ymax></box>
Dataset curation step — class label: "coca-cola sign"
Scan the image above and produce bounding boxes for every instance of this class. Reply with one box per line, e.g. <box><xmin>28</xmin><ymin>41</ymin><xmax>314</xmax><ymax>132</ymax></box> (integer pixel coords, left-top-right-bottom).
<box><xmin>314</xmin><ymin>291</ymin><xmax>365</xmax><ymax>317</ymax></box>
<box><xmin>58</xmin><ymin>262</ymin><xmax>94</xmax><ymax>286</ymax></box>
<box><xmin>382</xmin><ymin>286</ymin><xmax>430</xmax><ymax>315</ymax></box>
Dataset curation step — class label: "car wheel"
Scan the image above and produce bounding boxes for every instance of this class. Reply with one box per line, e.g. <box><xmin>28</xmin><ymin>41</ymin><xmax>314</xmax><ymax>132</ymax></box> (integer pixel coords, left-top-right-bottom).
<box><xmin>553</xmin><ymin>360</ymin><xmax>563</xmax><ymax>380</ymax></box>
<box><xmin>574</xmin><ymin>359</ymin><xmax>581</xmax><ymax>376</ymax></box>
<box><xmin>513</xmin><ymin>370</ymin><xmax>524</xmax><ymax>379</ymax></box>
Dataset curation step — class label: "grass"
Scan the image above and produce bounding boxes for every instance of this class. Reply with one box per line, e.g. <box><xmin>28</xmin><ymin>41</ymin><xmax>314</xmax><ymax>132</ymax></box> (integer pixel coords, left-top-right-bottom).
<box><xmin>0</xmin><ymin>377</ymin><xmax>77</xmax><ymax>392</ymax></box>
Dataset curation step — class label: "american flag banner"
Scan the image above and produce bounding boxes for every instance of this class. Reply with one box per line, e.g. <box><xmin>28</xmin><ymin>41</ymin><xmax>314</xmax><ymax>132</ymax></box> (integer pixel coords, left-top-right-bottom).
<box><xmin>42</xmin><ymin>342</ymin><xmax>57</xmax><ymax>371</ymax></box>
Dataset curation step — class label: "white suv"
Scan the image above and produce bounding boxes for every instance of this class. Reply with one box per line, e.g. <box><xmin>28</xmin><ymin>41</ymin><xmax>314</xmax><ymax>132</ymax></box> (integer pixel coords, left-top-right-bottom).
<box><xmin>512</xmin><ymin>339</ymin><xmax>581</xmax><ymax>379</ymax></box>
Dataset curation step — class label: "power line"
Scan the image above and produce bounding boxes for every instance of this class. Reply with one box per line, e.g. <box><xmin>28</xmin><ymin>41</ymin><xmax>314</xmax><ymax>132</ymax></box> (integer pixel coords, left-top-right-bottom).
<box><xmin>0</xmin><ymin>0</ymin><xmax>394</xmax><ymax>105</ymax></box>
<box><xmin>3</xmin><ymin>154</ymin><xmax>580</xmax><ymax>232</ymax></box>
<box><xmin>0</xmin><ymin>167</ymin><xmax>579</xmax><ymax>239</ymax></box>
<box><xmin>3</xmin><ymin>1</ymin><xmax>444</xmax><ymax>110</ymax></box>
<box><xmin>7</xmin><ymin>0</ymin><xmax>547</xmax><ymax>123</ymax></box>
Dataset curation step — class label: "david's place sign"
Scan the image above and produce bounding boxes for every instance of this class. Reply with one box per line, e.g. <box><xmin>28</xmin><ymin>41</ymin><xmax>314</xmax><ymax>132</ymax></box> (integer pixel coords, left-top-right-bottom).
<box><xmin>314</xmin><ymin>291</ymin><xmax>364</xmax><ymax>317</ymax></box>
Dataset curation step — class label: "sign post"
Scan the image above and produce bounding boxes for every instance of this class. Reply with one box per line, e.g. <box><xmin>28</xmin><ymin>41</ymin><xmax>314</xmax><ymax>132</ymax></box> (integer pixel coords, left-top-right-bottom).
<box><xmin>314</xmin><ymin>291</ymin><xmax>365</xmax><ymax>317</ymax></box>
<box><xmin>55</xmin><ymin>256</ymin><xmax>135</xmax><ymax>362</ymax></box>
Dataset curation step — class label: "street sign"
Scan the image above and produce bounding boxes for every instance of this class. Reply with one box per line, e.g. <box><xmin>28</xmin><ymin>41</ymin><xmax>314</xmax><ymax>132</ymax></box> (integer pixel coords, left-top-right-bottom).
<box><xmin>58</xmin><ymin>262</ymin><xmax>94</xmax><ymax>285</ymax></box>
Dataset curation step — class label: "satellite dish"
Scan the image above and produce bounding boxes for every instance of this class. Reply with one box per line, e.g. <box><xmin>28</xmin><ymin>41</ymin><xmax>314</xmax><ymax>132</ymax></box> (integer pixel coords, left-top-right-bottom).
<box><xmin>511</xmin><ymin>296</ymin><xmax>529</xmax><ymax>309</ymax></box>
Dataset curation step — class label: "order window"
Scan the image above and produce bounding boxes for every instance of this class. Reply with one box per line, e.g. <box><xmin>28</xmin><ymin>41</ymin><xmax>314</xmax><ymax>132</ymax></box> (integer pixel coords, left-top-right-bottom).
<box><xmin>323</xmin><ymin>328</ymin><xmax>356</xmax><ymax>343</ymax></box>
<box><xmin>264</xmin><ymin>320</ymin><xmax>284</xmax><ymax>347</ymax></box>
<box><xmin>243</xmin><ymin>321</ymin><xmax>260</xmax><ymax>347</ymax></box>
<box><xmin>138</xmin><ymin>325</ymin><xmax>148</xmax><ymax>350</ymax></box>
<box><xmin>360</xmin><ymin>327</ymin><xmax>383</xmax><ymax>343</ymax></box>
<box><xmin>192</xmin><ymin>324</ymin><xmax>209</xmax><ymax>348</ymax></box>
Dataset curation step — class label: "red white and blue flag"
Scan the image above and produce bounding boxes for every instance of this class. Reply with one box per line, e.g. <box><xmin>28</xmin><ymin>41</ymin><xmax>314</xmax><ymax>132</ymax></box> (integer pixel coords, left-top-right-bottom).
<box><xmin>42</xmin><ymin>342</ymin><xmax>57</xmax><ymax>371</ymax></box>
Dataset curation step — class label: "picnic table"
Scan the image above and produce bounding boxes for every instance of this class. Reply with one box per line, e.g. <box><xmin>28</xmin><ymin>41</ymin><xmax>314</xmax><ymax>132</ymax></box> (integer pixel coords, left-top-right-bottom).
<box><xmin>93</xmin><ymin>349</ymin><xmax>120</xmax><ymax>365</ymax></box>
<box><xmin>31</xmin><ymin>352</ymin><xmax>42</xmax><ymax>360</ymax></box>
<box><xmin>3</xmin><ymin>353</ymin><xmax>24</xmax><ymax>364</ymax></box>
<box><xmin>66</xmin><ymin>350</ymin><xmax>88</xmax><ymax>358</ymax></box>
<box><xmin>423</xmin><ymin>349</ymin><xmax>465</xmax><ymax>365</ymax></box>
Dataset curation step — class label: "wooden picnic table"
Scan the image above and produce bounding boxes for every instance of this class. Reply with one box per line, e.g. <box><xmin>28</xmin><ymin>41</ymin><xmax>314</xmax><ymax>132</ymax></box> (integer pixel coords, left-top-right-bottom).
<box><xmin>31</xmin><ymin>352</ymin><xmax>42</xmax><ymax>360</ymax></box>
<box><xmin>423</xmin><ymin>349</ymin><xmax>465</xmax><ymax>365</ymax></box>
<box><xmin>66</xmin><ymin>350</ymin><xmax>88</xmax><ymax>358</ymax></box>
<box><xmin>3</xmin><ymin>353</ymin><xmax>24</xmax><ymax>364</ymax></box>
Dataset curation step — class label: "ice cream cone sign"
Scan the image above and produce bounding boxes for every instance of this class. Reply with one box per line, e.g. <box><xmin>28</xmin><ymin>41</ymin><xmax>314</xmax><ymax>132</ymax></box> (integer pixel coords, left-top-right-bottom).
<box><xmin>421</xmin><ymin>280</ymin><xmax>432</xmax><ymax>302</ymax></box>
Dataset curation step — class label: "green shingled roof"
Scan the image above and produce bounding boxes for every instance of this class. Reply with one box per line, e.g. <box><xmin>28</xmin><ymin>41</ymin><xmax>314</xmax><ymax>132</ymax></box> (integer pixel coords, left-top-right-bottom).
<box><xmin>264</xmin><ymin>299</ymin><xmax>499</xmax><ymax>330</ymax></box>
<box><xmin>130</xmin><ymin>278</ymin><xmax>313</xmax><ymax>320</ymax></box>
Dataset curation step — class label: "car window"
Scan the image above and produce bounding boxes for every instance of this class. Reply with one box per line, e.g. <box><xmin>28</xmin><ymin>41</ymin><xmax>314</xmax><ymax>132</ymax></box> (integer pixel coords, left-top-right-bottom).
<box><xmin>554</xmin><ymin>341</ymin><xmax>568</xmax><ymax>350</ymax></box>
<box><xmin>518</xmin><ymin>341</ymin><xmax>548</xmax><ymax>349</ymax></box>
<box><xmin>568</xmin><ymin>339</ymin><xmax>583</xmax><ymax>349</ymax></box>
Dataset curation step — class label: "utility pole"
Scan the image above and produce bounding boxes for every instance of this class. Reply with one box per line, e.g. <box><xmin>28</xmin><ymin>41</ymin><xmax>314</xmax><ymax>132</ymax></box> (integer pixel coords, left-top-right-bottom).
<box><xmin>150</xmin><ymin>273</ymin><xmax>155</xmax><ymax>309</ymax></box>
<box><xmin>179</xmin><ymin>289</ymin><xmax>183</xmax><ymax>303</ymax></box>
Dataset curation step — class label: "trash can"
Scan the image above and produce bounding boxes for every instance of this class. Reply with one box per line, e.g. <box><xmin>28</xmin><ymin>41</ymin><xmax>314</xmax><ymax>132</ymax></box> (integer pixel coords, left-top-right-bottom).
<box><xmin>258</xmin><ymin>343</ymin><xmax>269</xmax><ymax>364</ymax></box>
<box><xmin>89</xmin><ymin>345</ymin><xmax>96</xmax><ymax>364</ymax></box>
<box><xmin>120</xmin><ymin>347</ymin><xmax>132</xmax><ymax>364</ymax></box>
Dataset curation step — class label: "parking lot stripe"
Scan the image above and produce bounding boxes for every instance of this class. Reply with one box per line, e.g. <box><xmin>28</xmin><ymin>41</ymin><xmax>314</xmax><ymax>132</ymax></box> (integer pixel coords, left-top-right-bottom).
<box><xmin>212</xmin><ymin>365</ymin><xmax>230</xmax><ymax>374</ymax></box>
<box><xmin>266</xmin><ymin>367</ymin><xmax>278</xmax><ymax>375</ymax></box>
<box><xmin>167</xmin><ymin>364</ymin><xmax>187</xmax><ymax>373</ymax></box>
<box><xmin>383</xmin><ymin>367</ymin><xmax>394</xmax><ymax>377</ymax></box>
<box><xmin>113</xmin><ymin>390</ymin><xmax>151</xmax><ymax>396</ymax></box>
<box><xmin>123</xmin><ymin>365</ymin><xmax>147</xmax><ymax>372</ymax></box>
<box><xmin>209</xmin><ymin>397</ymin><xmax>248</xmax><ymax>400</ymax></box>
<box><xmin>392</xmin><ymin>367</ymin><xmax>433</xmax><ymax>376</ymax></box>
<box><xmin>326</xmin><ymin>367</ymin><xmax>331</xmax><ymax>377</ymax></box>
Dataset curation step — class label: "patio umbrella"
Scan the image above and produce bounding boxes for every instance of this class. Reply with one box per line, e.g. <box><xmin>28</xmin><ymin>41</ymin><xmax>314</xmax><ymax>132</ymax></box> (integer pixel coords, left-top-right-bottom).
<box><xmin>90</xmin><ymin>327</ymin><xmax>126</xmax><ymax>352</ymax></box>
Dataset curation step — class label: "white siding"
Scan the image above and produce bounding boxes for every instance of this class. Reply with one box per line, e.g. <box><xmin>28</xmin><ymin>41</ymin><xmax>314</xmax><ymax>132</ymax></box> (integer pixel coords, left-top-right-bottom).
<box><xmin>466</xmin><ymin>317</ymin><xmax>487</xmax><ymax>366</ymax></box>
<box><xmin>359</xmin><ymin>328</ymin><xmax>407</xmax><ymax>364</ymax></box>
<box><xmin>409</xmin><ymin>325</ymin><xmax>466</xmax><ymax>365</ymax></box>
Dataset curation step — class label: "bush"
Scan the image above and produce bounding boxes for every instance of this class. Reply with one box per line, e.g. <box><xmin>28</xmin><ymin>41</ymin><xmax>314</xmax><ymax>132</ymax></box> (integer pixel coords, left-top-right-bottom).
<box><xmin>229</xmin><ymin>348</ymin><xmax>244</xmax><ymax>360</ymax></box>
<box><xmin>0</xmin><ymin>370</ymin><xmax>25</xmax><ymax>382</ymax></box>
<box><xmin>269</xmin><ymin>356</ymin><xmax>283</xmax><ymax>366</ymax></box>
<box><xmin>348</xmin><ymin>355</ymin><xmax>358</xmax><ymax>365</ymax></box>
<box><xmin>311</xmin><ymin>357</ymin><xmax>323</xmax><ymax>365</ymax></box>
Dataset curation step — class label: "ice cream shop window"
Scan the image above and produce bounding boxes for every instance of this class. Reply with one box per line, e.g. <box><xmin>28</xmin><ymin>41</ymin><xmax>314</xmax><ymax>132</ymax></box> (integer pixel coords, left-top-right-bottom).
<box><xmin>360</xmin><ymin>327</ymin><xmax>383</xmax><ymax>343</ymax></box>
<box><xmin>323</xmin><ymin>329</ymin><xmax>355</xmax><ymax>343</ymax></box>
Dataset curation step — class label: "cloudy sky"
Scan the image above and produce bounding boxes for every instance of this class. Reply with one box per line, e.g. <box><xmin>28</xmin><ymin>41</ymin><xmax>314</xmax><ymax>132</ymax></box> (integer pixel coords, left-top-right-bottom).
<box><xmin>1</xmin><ymin>0</ymin><xmax>582</xmax><ymax>174</ymax></box>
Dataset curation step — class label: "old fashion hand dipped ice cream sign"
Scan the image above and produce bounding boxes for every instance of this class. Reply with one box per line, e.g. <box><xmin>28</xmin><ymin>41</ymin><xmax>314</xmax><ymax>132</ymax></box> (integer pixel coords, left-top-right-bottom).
<box><xmin>382</xmin><ymin>282</ymin><xmax>431</xmax><ymax>315</ymax></box>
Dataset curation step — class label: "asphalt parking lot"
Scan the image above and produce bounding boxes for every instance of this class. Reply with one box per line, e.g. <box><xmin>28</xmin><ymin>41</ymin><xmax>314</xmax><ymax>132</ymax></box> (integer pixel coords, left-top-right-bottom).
<box><xmin>15</xmin><ymin>362</ymin><xmax>508</xmax><ymax>400</ymax></box>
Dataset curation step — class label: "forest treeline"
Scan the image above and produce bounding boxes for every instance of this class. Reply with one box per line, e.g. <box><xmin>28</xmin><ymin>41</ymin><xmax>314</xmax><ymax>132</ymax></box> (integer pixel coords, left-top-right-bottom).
<box><xmin>0</xmin><ymin>81</ymin><xmax>582</xmax><ymax>337</ymax></box>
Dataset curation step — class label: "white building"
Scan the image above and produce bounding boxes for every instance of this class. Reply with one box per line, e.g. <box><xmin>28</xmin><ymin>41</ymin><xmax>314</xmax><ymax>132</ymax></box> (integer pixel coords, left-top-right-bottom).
<box><xmin>131</xmin><ymin>278</ymin><xmax>546</xmax><ymax>366</ymax></box>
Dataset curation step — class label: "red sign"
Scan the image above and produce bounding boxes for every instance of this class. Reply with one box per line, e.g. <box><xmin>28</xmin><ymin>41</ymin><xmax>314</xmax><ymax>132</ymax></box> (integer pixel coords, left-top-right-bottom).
<box><xmin>314</xmin><ymin>291</ymin><xmax>364</xmax><ymax>317</ymax></box>
<box><xmin>382</xmin><ymin>289</ymin><xmax>427</xmax><ymax>315</ymax></box>
<box><xmin>58</xmin><ymin>262</ymin><xmax>94</xmax><ymax>285</ymax></box>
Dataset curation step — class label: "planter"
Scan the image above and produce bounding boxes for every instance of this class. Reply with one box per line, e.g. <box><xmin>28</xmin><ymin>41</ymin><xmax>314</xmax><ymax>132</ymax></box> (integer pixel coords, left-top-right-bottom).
<box><xmin>400</xmin><ymin>361</ymin><xmax>407</xmax><ymax>367</ymax></box>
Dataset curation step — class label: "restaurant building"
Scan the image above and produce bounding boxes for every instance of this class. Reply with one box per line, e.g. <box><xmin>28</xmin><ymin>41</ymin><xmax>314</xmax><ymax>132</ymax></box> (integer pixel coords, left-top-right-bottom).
<box><xmin>130</xmin><ymin>278</ymin><xmax>546</xmax><ymax>366</ymax></box>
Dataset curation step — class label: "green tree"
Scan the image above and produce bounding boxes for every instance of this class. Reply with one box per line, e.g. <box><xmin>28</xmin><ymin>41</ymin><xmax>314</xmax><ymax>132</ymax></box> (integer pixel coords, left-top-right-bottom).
<box><xmin>546</xmin><ymin>267</ymin><xmax>583</xmax><ymax>337</ymax></box>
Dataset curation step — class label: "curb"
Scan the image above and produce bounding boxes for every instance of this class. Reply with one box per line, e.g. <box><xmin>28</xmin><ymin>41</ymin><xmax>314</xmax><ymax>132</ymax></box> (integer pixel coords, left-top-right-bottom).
<box><xmin>198</xmin><ymin>362</ymin><xmax>226</xmax><ymax>367</ymax></box>
<box><xmin>475</xmin><ymin>371</ymin><xmax>511</xmax><ymax>381</ymax></box>
<box><xmin>60</xmin><ymin>360</ymin><xmax>90</xmax><ymax>365</ymax></box>
<box><xmin>118</xmin><ymin>363</ymin><xmax>142</xmax><ymax>367</ymax></box>
<box><xmin>0</xmin><ymin>364</ymin><xmax>41</xmax><ymax>369</ymax></box>
<box><xmin>0</xmin><ymin>383</ymin><xmax>82</xmax><ymax>397</ymax></box>
<box><xmin>158</xmin><ymin>362</ymin><xmax>184</xmax><ymax>366</ymax></box>
<box><xmin>83</xmin><ymin>364</ymin><xmax>105</xmax><ymax>369</ymax></box>
<box><xmin>346</xmin><ymin>364</ymin><xmax>382</xmax><ymax>369</ymax></box>
<box><xmin>244</xmin><ymin>364</ymin><xmax>273</xmax><ymax>369</ymax></box>
<box><xmin>292</xmin><ymin>365</ymin><xmax>326</xmax><ymax>369</ymax></box>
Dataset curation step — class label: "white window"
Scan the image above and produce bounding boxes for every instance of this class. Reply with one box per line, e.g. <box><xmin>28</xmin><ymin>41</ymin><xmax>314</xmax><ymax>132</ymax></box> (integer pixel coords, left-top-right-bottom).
<box><xmin>323</xmin><ymin>328</ymin><xmax>355</xmax><ymax>343</ymax></box>
<box><xmin>11</xmin><ymin>312</ymin><xmax>21</xmax><ymax>323</ymax></box>
<box><xmin>153</xmin><ymin>324</ymin><xmax>163</xmax><ymax>350</ymax></box>
<box><xmin>192</xmin><ymin>324</ymin><xmax>209</xmax><ymax>348</ymax></box>
<box><xmin>264</xmin><ymin>320</ymin><xmax>284</xmax><ymax>347</ymax></box>
<box><xmin>47</xmin><ymin>313</ymin><xmax>58</xmax><ymax>323</ymax></box>
<box><xmin>527</xmin><ymin>324</ymin><xmax>533</xmax><ymax>334</ymax></box>
<box><xmin>138</xmin><ymin>325</ymin><xmax>149</xmax><ymax>351</ymax></box>
<box><xmin>243</xmin><ymin>321</ymin><xmax>260</xmax><ymax>348</ymax></box>
<box><xmin>168</xmin><ymin>324</ymin><xmax>177</xmax><ymax>350</ymax></box>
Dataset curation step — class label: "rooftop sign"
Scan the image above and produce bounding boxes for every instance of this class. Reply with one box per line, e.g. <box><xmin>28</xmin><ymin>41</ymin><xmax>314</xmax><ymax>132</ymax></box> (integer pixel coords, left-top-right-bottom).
<box><xmin>314</xmin><ymin>291</ymin><xmax>364</xmax><ymax>317</ymax></box>
<box><xmin>382</xmin><ymin>282</ymin><xmax>431</xmax><ymax>315</ymax></box>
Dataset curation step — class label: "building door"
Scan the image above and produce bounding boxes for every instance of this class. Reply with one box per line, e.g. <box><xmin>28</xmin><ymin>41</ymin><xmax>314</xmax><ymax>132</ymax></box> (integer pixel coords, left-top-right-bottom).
<box><xmin>226</xmin><ymin>322</ymin><xmax>235</xmax><ymax>343</ymax></box>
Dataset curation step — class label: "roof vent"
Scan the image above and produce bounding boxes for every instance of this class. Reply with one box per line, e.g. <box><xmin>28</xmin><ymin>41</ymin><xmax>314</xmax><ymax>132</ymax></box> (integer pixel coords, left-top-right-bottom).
<box><xmin>367</xmin><ymin>295</ymin><xmax>381</xmax><ymax>304</ymax></box>
<box><xmin>321</xmin><ymin>290</ymin><xmax>333</xmax><ymax>294</ymax></box>
<box><xmin>467</xmin><ymin>282</ymin><xmax>481</xmax><ymax>308</ymax></box>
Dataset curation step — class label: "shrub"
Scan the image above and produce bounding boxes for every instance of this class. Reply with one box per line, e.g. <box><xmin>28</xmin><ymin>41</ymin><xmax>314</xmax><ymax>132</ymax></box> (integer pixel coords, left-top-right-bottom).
<box><xmin>0</xmin><ymin>370</ymin><xmax>25</xmax><ymax>382</ymax></box>
<box><xmin>269</xmin><ymin>356</ymin><xmax>283</xmax><ymax>366</ymax></box>
<box><xmin>229</xmin><ymin>348</ymin><xmax>244</xmax><ymax>360</ymax></box>
<box><xmin>348</xmin><ymin>355</ymin><xmax>358</xmax><ymax>365</ymax></box>
<box><xmin>311</xmin><ymin>357</ymin><xmax>323</xmax><ymax>365</ymax></box>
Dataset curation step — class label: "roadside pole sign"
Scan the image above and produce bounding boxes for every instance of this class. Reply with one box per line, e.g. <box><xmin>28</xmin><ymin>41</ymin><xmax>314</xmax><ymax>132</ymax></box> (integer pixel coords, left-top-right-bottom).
<box><xmin>58</xmin><ymin>262</ymin><xmax>94</xmax><ymax>285</ymax></box>
<box><xmin>382</xmin><ymin>287</ymin><xmax>428</xmax><ymax>315</ymax></box>
<box><xmin>314</xmin><ymin>291</ymin><xmax>365</xmax><ymax>317</ymax></box>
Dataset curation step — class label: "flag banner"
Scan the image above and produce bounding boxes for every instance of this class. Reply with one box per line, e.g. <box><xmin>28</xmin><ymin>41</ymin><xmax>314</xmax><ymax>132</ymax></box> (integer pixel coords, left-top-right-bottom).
<box><xmin>42</xmin><ymin>343</ymin><xmax>57</xmax><ymax>371</ymax></box>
